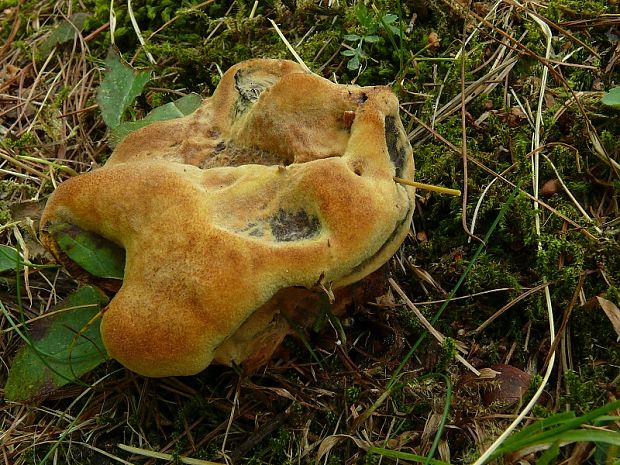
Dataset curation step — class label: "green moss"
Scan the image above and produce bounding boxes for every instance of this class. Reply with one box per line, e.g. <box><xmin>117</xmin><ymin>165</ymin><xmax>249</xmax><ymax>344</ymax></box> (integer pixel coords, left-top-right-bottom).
<box><xmin>0</xmin><ymin>180</ymin><xmax>38</xmax><ymax>206</ymax></box>
<box><xmin>570</xmin><ymin>302</ymin><xmax>620</xmax><ymax>378</ymax></box>
<box><xmin>547</xmin><ymin>0</ymin><xmax>615</xmax><ymax>21</ymax></box>
<box><xmin>396</xmin><ymin>304</ymin><xmax>424</xmax><ymax>333</ymax></box>
<box><xmin>247</xmin><ymin>426</ymin><xmax>297</xmax><ymax>465</ymax></box>
<box><xmin>462</xmin><ymin>252</ymin><xmax>521</xmax><ymax>295</ymax></box>
<box><xmin>345</xmin><ymin>385</ymin><xmax>361</xmax><ymax>403</ymax></box>
<box><xmin>298</xmin><ymin>29</ymin><xmax>341</xmax><ymax>66</ymax></box>
<box><xmin>414</xmin><ymin>141</ymin><xmax>461</xmax><ymax>189</ymax></box>
<box><xmin>562</xmin><ymin>369</ymin><xmax>601</xmax><ymax>414</ymax></box>
<box><xmin>4</xmin><ymin>131</ymin><xmax>36</xmax><ymax>151</ymax></box>
<box><xmin>0</xmin><ymin>1</ymin><xmax>39</xmax><ymax>44</ymax></box>
<box><xmin>0</xmin><ymin>203</ymin><xmax>11</xmax><ymax>225</ymax></box>
<box><xmin>437</xmin><ymin>336</ymin><xmax>458</xmax><ymax>371</ymax></box>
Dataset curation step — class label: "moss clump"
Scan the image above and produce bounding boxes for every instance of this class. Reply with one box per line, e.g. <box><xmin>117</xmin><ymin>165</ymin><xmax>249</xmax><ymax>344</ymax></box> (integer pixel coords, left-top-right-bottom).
<box><xmin>562</xmin><ymin>369</ymin><xmax>603</xmax><ymax>414</ymax></box>
<box><xmin>437</xmin><ymin>336</ymin><xmax>458</xmax><ymax>371</ymax></box>
<box><xmin>462</xmin><ymin>252</ymin><xmax>522</xmax><ymax>295</ymax></box>
<box><xmin>547</xmin><ymin>0</ymin><xmax>616</xmax><ymax>21</ymax></box>
<box><xmin>0</xmin><ymin>202</ymin><xmax>12</xmax><ymax>225</ymax></box>
<box><xmin>247</xmin><ymin>427</ymin><xmax>297</xmax><ymax>465</ymax></box>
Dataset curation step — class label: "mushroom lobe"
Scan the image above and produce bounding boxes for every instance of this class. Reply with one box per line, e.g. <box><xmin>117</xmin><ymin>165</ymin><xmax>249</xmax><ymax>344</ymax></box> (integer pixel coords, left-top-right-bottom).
<box><xmin>39</xmin><ymin>59</ymin><xmax>416</xmax><ymax>377</ymax></box>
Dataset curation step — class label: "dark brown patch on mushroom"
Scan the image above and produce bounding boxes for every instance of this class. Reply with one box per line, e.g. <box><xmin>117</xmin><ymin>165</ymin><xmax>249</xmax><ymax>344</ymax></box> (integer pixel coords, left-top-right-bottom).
<box><xmin>356</xmin><ymin>92</ymin><xmax>368</xmax><ymax>104</ymax></box>
<box><xmin>384</xmin><ymin>115</ymin><xmax>408</xmax><ymax>177</ymax></box>
<box><xmin>232</xmin><ymin>68</ymin><xmax>275</xmax><ymax>119</ymax></box>
<box><xmin>213</xmin><ymin>141</ymin><xmax>226</xmax><ymax>154</ymax></box>
<box><xmin>269</xmin><ymin>209</ymin><xmax>321</xmax><ymax>242</ymax></box>
<box><xmin>234</xmin><ymin>69</ymin><xmax>267</xmax><ymax>102</ymax></box>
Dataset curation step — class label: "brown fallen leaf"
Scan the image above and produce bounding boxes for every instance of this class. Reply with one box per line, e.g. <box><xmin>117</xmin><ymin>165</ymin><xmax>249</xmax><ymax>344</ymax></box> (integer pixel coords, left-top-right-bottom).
<box><xmin>541</xmin><ymin>179</ymin><xmax>561</xmax><ymax>197</ymax></box>
<box><xmin>457</xmin><ymin>364</ymin><xmax>531</xmax><ymax>411</ymax></box>
<box><xmin>595</xmin><ymin>296</ymin><xmax>620</xmax><ymax>338</ymax></box>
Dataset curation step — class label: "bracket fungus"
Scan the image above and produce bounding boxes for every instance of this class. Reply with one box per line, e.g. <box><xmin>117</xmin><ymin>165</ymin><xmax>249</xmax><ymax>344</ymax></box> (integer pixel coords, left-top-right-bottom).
<box><xmin>40</xmin><ymin>59</ymin><xmax>415</xmax><ymax>377</ymax></box>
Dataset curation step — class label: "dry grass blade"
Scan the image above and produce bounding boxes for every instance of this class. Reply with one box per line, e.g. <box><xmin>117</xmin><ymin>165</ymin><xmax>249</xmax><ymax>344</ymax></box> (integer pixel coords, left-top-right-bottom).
<box><xmin>406</xmin><ymin>110</ymin><xmax>599</xmax><ymax>241</ymax></box>
<box><xmin>409</xmin><ymin>57</ymin><xmax>519</xmax><ymax>142</ymax></box>
<box><xmin>118</xmin><ymin>444</ymin><xmax>222</xmax><ymax>465</ymax></box>
<box><xmin>268</xmin><ymin>18</ymin><xmax>311</xmax><ymax>73</ymax></box>
<box><xmin>468</xmin><ymin>282</ymin><xmax>550</xmax><ymax>336</ymax></box>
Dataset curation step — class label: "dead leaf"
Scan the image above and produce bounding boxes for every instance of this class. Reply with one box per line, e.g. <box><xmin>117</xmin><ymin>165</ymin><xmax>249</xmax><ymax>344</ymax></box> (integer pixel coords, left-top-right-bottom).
<box><xmin>386</xmin><ymin>430</ymin><xmax>418</xmax><ymax>449</ymax></box>
<box><xmin>317</xmin><ymin>434</ymin><xmax>372</xmax><ymax>463</ymax></box>
<box><xmin>428</xmin><ymin>31</ymin><xmax>440</xmax><ymax>49</ymax></box>
<box><xmin>541</xmin><ymin>179</ymin><xmax>561</xmax><ymax>197</ymax></box>
<box><xmin>595</xmin><ymin>297</ymin><xmax>620</xmax><ymax>338</ymax></box>
<box><xmin>457</xmin><ymin>364</ymin><xmax>531</xmax><ymax>411</ymax></box>
<box><xmin>317</xmin><ymin>436</ymin><xmax>344</xmax><ymax>463</ymax></box>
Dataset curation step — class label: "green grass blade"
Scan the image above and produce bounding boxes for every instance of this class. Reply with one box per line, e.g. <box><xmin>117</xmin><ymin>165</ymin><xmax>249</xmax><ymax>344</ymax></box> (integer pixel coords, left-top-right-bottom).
<box><xmin>536</xmin><ymin>441</ymin><xmax>560</xmax><ymax>465</ymax></box>
<box><xmin>368</xmin><ymin>447</ymin><xmax>451</xmax><ymax>465</ymax></box>
<box><xmin>490</xmin><ymin>400</ymin><xmax>620</xmax><ymax>460</ymax></box>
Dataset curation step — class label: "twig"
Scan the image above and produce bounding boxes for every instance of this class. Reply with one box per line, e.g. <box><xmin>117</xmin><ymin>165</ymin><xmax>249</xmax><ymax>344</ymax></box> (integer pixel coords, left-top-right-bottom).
<box><xmin>542</xmin><ymin>273</ymin><xmax>586</xmax><ymax>372</ymax></box>
<box><xmin>542</xmin><ymin>153</ymin><xmax>603</xmax><ymax>235</ymax></box>
<box><xmin>393</xmin><ymin>177</ymin><xmax>461</xmax><ymax>196</ymax></box>
<box><xmin>459</xmin><ymin>37</ymin><xmax>479</xmax><ymax>242</ymax></box>
<box><xmin>0</xmin><ymin>150</ymin><xmax>51</xmax><ymax>180</ymax></box>
<box><xmin>0</xmin><ymin>1</ymin><xmax>22</xmax><ymax>60</ymax></box>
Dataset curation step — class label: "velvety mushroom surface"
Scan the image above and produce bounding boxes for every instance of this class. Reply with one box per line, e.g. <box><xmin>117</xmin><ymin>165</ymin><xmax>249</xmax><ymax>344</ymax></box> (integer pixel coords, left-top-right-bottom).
<box><xmin>40</xmin><ymin>59</ymin><xmax>415</xmax><ymax>377</ymax></box>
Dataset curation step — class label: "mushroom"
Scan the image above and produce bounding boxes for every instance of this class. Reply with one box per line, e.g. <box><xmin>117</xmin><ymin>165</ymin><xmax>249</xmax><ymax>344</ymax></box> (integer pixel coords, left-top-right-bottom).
<box><xmin>39</xmin><ymin>59</ymin><xmax>415</xmax><ymax>377</ymax></box>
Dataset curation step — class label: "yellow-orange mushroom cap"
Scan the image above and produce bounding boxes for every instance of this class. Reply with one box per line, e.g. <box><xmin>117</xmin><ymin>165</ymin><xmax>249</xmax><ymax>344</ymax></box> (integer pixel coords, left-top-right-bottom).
<box><xmin>40</xmin><ymin>59</ymin><xmax>415</xmax><ymax>377</ymax></box>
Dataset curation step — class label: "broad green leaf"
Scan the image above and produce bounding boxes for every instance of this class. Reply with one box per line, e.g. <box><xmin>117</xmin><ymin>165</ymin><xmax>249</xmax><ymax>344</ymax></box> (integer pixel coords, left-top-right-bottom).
<box><xmin>344</xmin><ymin>34</ymin><xmax>361</xmax><ymax>42</ymax></box>
<box><xmin>382</xmin><ymin>14</ymin><xmax>398</xmax><ymax>24</ymax></box>
<box><xmin>364</xmin><ymin>35</ymin><xmax>381</xmax><ymax>43</ymax></box>
<box><xmin>38</xmin><ymin>13</ymin><xmax>89</xmax><ymax>57</ymax></box>
<box><xmin>389</xmin><ymin>25</ymin><xmax>401</xmax><ymax>36</ymax></box>
<box><xmin>355</xmin><ymin>3</ymin><xmax>372</xmax><ymax>28</ymax></box>
<box><xmin>0</xmin><ymin>245</ymin><xmax>23</xmax><ymax>272</ymax></box>
<box><xmin>47</xmin><ymin>222</ymin><xmax>125</xmax><ymax>279</ymax></box>
<box><xmin>109</xmin><ymin>92</ymin><xmax>202</xmax><ymax>146</ymax></box>
<box><xmin>602</xmin><ymin>86</ymin><xmax>620</xmax><ymax>108</ymax></box>
<box><xmin>347</xmin><ymin>55</ymin><xmax>361</xmax><ymax>70</ymax></box>
<box><xmin>96</xmin><ymin>50</ymin><xmax>151</xmax><ymax>129</ymax></box>
<box><xmin>4</xmin><ymin>286</ymin><xmax>109</xmax><ymax>402</ymax></box>
<box><xmin>173</xmin><ymin>92</ymin><xmax>203</xmax><ymax>115</ymax></box>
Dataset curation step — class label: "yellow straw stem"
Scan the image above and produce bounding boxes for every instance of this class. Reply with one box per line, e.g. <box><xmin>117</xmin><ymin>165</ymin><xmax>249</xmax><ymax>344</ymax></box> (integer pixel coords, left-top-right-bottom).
<box><xmin>393</xmin><ymin>177</ymin><xmax>461</xmax><ymax>196</ymax></box>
